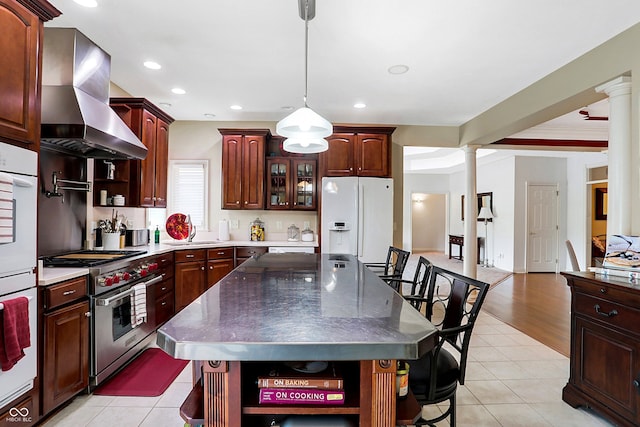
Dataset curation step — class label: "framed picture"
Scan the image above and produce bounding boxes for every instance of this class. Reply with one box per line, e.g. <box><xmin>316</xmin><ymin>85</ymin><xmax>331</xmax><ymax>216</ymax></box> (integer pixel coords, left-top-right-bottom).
<box><xmin>595</xmin><ymin>187</ymin><xmax>607</xmax><ymax>220</ymax></box>
<box><xmin>461</xmin><ymin>192</ymin><xmax>493</xmax><ymax>221</ymax></box>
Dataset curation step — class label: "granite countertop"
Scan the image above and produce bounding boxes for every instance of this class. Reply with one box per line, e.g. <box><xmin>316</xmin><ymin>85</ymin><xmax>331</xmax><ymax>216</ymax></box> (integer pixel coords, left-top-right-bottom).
<box><xmin>157</xmin><ymin>253</ymin><xmax>437</xmax><ymax>362</ymax></box>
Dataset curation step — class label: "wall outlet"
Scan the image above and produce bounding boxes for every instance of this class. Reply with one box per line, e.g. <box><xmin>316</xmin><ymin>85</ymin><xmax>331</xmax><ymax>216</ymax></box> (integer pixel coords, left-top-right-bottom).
<box><xmin>230</xmin><ymin>219</ymin><xmax>239</xmax><ymax>229</ymax></box>
<box><xmin>276</xmin><ymin>221</ymin><xmax>283</xmax><ymax>230</ymax></box>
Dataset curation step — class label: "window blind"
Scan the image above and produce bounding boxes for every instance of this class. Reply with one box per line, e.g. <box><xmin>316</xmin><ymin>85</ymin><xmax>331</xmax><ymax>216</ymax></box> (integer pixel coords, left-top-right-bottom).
<box><xmin>169</xmin><ymin>160</ymin><xmax>208</xmax><ymax>229</ymax></box>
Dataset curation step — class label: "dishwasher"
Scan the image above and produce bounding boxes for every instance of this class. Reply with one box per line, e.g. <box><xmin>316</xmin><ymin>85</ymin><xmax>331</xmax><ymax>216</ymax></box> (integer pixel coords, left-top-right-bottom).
<box><xmin>268</xmin><ymin>247</ymin><xmax>315</xmax><ymax>254</ymax></box>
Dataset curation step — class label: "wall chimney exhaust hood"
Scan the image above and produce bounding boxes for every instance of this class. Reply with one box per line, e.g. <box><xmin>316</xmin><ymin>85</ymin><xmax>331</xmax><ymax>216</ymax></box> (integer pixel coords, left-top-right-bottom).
<box><xmin>40</xmin><ymin>28</ymin><xmax>147</xmax><ymax>160</ymax></box>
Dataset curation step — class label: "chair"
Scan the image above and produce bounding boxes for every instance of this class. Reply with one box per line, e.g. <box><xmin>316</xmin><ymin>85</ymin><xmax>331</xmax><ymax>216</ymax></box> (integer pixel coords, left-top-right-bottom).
<box><xmin>364</xmin><ymin>246</ymin><xmax>411</xmax><ymax>292</ymax></box>
<box><xmin>565</xmin><ymin>240</ymin><xmax>580</xmax><ymax>271</ymax></box>
<box><xmin>394</xmin><ymin>256</ymin><xmax>433</xmax><ymax>311</ymax></box>
<box><xmin>407</xmin><ymin>266</ymin><xmax>490</xmax><ymax>426</ymax></box>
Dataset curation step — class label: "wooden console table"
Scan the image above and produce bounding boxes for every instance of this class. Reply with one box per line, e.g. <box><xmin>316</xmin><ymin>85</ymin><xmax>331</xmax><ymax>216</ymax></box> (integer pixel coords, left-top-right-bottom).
<box><xmin>448</xmin><ymin>234</ymin><xmax>482</xmax><ymax>264</ymax></box>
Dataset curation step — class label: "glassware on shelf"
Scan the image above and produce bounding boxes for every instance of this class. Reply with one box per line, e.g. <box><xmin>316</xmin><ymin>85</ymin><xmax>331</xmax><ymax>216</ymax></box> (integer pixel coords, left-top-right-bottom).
<box><xmin>287</xmin><ymin>224</ymin><xmax>300</xmax><ymax>241</ymax></box>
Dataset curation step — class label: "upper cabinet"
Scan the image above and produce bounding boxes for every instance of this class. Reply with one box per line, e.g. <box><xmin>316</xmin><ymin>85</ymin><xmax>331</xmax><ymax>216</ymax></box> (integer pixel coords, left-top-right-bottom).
<box><xmin>266</xmin><ymin>158</ymin><xmax>316</xmax><ymax>210</ymax></box>
<box><xmin>219</xmin><ymin>129</ymin><xmax>269</xmax><ymax>210</ymax></box>
<box><xmin>0</xmin><ymin>0</ymin><xmax>59</xmax><ymax>149</ymax></box>
<box><xmin>319</xmin><ymin>126</ymin><xmax>396</xmax><ymax>178</ymax></box>
<box><xmin>107</xmin><ymin>98</ymin><xmax>174</xmax><ymax>207</ymax></box>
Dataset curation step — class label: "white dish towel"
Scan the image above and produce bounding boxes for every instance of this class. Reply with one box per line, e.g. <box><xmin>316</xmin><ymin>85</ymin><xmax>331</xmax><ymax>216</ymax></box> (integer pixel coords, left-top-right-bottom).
<box><xmin>130</xmin><ymin>284</ymin><xmax>147</xmax><ymax>327</ymax></box>
<box><xmin>0</xmin><ymin>172</ymin><xmax>14</xmax><ymax>244</ymax></box>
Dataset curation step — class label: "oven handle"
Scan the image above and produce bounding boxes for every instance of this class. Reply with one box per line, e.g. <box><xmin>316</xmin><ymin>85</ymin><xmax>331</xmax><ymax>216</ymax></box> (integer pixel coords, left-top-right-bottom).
<box><xmin>95</xmin><ymin>275</ymin><xmax>163</xmax><ymax>307</ymax></box>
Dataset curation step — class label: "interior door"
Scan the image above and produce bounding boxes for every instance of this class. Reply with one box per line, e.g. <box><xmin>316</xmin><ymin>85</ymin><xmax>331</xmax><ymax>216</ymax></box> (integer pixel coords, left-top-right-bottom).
<box><xmin>527</xmin><ymin>183</ymin><xmax>559</xmax><ymax>272</ymax></box>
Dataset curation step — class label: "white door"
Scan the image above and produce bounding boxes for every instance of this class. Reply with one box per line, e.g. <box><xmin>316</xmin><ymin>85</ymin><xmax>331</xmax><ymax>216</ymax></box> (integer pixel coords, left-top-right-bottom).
<box><xmin>527</xmin><ymin>184</ymin><xmax>559</xmax><ymax>272</ymax></box>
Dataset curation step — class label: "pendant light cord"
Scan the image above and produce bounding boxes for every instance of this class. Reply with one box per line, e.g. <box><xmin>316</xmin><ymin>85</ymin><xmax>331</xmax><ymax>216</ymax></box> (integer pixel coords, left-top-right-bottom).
<box><xmin>303</xmin><ymin>0</ymin><xmax>309</xmax><ymax>108</ymax></box>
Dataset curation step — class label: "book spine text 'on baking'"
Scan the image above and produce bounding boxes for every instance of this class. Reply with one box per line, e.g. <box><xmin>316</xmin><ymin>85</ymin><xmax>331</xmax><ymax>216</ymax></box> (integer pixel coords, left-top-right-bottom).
<box><xmin>257</xmin><ymin>377</ymin><xmax>343</xmax><ymax>389</ymax></box>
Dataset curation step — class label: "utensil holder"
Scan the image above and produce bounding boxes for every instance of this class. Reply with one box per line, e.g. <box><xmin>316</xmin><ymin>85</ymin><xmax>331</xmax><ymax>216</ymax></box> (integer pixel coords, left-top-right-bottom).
<box><xmin>103</xmin><ymin>232</ymin><xmax>120</xmax><ymax>250</ymax></box>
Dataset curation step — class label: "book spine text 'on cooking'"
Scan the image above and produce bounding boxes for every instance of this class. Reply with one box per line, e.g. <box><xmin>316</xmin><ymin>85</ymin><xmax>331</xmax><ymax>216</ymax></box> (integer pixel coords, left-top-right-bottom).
<box><xmin>258</xmin><ymin>388</ymin><xmax>345</xmax><ymax>405</ymax></box>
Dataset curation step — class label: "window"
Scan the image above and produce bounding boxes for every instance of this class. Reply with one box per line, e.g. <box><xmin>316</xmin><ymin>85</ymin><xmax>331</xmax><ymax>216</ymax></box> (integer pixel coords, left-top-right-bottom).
<box><xmin>168</xmin><ymin>160</ymin><xmax>208</xmax><ymax>230</ymax></box>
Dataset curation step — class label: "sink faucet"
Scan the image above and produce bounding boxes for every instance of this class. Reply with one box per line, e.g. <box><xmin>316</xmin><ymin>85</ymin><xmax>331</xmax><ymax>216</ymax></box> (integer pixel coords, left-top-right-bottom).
<box><xmin>186</xmin><ymin>215</ymin><xmax>196</xmax><ymax>242</ymax></box>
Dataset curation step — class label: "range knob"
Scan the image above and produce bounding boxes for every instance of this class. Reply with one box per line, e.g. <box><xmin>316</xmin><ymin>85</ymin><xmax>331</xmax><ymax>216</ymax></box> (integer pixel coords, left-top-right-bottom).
<box><xmin>103</xmin><ymin>276</ymin><xmax>114</xmax><ymax>287</ymax></box>
<box><xmin>122</xmin><ymin>271</ymin><xmax>131</xmax><ymax>281</ymax></box>
<box><xmin>112</xmin><ymin>274</ymin><xmax>120</xmax><ymax>284</ymax></box>
<box><xmin>148</xmin><ymin>262</ymin><xmax>159</xmax><ymax>272</ymax></box>
<box><xmin>139</xmin><ymin>267</ymin><xmax>148</xmax><ymax>277</ymax></box>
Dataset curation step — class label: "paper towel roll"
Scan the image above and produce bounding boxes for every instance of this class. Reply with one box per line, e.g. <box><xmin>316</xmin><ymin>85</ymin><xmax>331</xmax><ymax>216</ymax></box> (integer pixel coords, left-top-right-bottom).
<box><xmin>218</xmin><ymin>220</ymin><xmax>230</xmax><ymax>241</ymax></box>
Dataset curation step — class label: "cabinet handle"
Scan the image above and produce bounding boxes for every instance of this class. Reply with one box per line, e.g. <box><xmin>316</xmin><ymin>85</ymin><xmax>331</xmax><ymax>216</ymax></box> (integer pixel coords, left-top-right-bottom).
<box><xmin>209</xmin><ymin>266</ymin><xmax>213</xmax><ymax>269</ymax></box>
<box><xmin>245</xmin><ymin>201</ymin><xmax>248</xmax><ymax>204</ymax></box>
<box><xmin>152</xmin><ymin>197</ymin><xmax>157</xmax><ymax>201</ymax></box>
<box><xmin>217</xmin><ymin>251</ymin><xmax>225</xmax><ymax>255</ymax></box>
<box><xmin>349</xmin><ymin>167</ymin><xmax>353</xmax><ymax>171</ymax></box>
<box><xmin>594</xmin><ymin>304</ymin><xmax>618</xmax><ymax>318</ymax></box>
<box><xmin>600</xmin><ymin>288</ymin><xmax>607</xmax><ymax>294</ymax></box>
<box><xmin>236</xmin><ymin>201</ymin><xmax>240</xmax><ymax>205</ymax></box>
<box><xmin>161</xmin><ymin>302</ymin><xmax>167</xmax><ymax>306</ymax></box>
<box><xmin>161</xmin><ymin>287</ymin><xmax>167</xmax><ymax>291</ymax></box>
<box><xmin>157</xmin><ymin>197</ymin><xmax>164</xmax><ymax>202</ymax></box>
<box><xmin>186</xmin><ymin>254</ymin><xmax>195</xmax><ymax>258</ymax></box>
<box><xmin>84</xmin><ymin>312</ymin><xmax>91</xmax><ymax>317</ymax></box>
<box><xmin>201</xmin><ymin>266</ymin><xmax>205</xmax><ymax>270</ymax></box>
<box><xmin>62</xmin><ymin>290</ymin><xmax>76</xmax><ymax>296</ymax></box>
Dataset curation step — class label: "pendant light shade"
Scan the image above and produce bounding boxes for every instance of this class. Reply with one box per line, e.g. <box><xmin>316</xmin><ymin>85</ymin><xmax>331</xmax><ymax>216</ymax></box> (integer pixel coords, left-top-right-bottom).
<box><xmin>277</xmin><ymin>0</ymin><xmax>332</xmax><ymax>153</ymax></box>
<box><xmin>276</xmin><ymin>107</ymin><xmax>332</xmax><ymax>139</ymax></box>
<box><xmin>282</xmin><ymin>137</ymin><xmax>329</xmax><ymax>154</ymax></box>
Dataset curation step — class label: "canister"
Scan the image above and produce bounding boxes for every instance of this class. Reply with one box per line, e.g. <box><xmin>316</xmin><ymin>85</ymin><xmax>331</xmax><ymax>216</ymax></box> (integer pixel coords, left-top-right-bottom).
<box><xmin>287</xmin><ymin>224</ymin><xmax>300</xmax><ymax>241</ymax></box>
<box><xmin>250</xmin><ymin>217</ymin><xmax>265</xmax><ymax>241</ymax></box>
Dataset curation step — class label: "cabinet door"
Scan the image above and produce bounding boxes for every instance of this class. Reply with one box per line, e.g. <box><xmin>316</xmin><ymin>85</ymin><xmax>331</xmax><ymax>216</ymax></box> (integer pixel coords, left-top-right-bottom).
<box><xmin>0</xmin><ymin>0</ymin><xmax>40</xmax><ymax>146</ymax></box>
<box><xmin>266</xmin><ymin>159</ymin><xmax>290</xmax><ymax>209</ymax></box>
<box><xmin>154</xmin><ymin>118</ymin><xmax>170</xmax><ymax>207</ymax></box>
<box><xmin>175</xmin><ymin>261</ymin><xmax>205</xmax><ymax>312</ymax></box>
<box><xmin>222</xmin><ymin>135</ymin><xmax>243</xmax><ymax>209</ymax></box>
<box><xmin>207</xmin><ymin>259</ymin><xmax>234</xmax><ymax>289</ymax></box>
<box><xmin>43</xmin><ymin>301</ymin><xmax>89</xmax><ymax>415</ymax></box>
<box><xmin>139</xmin><ymin>109</ymin><xmax>158</xmax><ymax>207</ymax></box>
<box><xmin>292</xmin><ymin>159</ymin><xmax>316</xmax><ymax>210</ymax></box>
<box><xmin>357</xmin><ymin>133</ymin><xmax>389</xmax><ymax>177</ymax></box>
<box><xmin>242</xmin><ymin>135</ymin><xmax>265</xmax><ymax>209</ymax></box>
<box><xmin>573</xmin><ymin>316</ymin><xmax>640</xmax><ymax>423</ymax></box>
<box><xmin>320</xmin><ymin>134</ymin><xmax>356</xmax><ymax>176</ymax></box>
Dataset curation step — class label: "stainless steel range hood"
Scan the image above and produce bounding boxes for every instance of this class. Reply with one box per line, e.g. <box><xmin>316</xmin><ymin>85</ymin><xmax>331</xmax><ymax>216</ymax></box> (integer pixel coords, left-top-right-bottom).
<box><xmin>40</xmin><ymin>28</ymin><xmax>147</xmax><ymax>160</ymax></box>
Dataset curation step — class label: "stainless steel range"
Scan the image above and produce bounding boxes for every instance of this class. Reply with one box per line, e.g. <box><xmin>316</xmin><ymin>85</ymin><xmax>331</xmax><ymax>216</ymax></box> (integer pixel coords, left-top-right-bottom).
<box><xmin>42</xmin><ymin>250</ymin><xmax>164</xmax><ymax>387</ymax></box>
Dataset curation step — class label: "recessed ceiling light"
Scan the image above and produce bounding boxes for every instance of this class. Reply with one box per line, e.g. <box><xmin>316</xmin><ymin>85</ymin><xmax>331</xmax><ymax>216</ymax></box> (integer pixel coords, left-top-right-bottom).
<box><xmin>159</xmin><ymin>102</ymin><xmax>172</xmax><ymax>108</ymax></box>
<box><xmin>354</xmin><ymin>103</ymin><xmax>366</xmax><ymax>109</ymax></box>
<box><xmin>143</xmin><ymin>61</ymin><xmax>161</xmax><ymax>70</ymax></box>
<box><xmin>171</xmin><ymin>88</ymin><xmax>186</xmax><ymax>95</ymax></box>
<box><xmin>73</xmin><ymin>0</ymin><xmax>97</xmax><ymax>7</ymax></box>
<box><xmin>388</xmin><ymin>64</ymin><xmax>409</xmax><ymax>75</ymax></box>
<box><xmin>230</xmin><ymin>105</ymin><xmax>243</xmax><ymax>110</ymax></box>
<box><xmin>204</xmin><ymin>113</ymin><xmax>216</xmax><ymax>118</ymax></box>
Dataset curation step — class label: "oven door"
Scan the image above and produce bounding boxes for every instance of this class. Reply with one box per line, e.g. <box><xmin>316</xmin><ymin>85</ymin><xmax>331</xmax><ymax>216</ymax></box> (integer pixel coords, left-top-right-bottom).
<box><xmin>0</xmin><ymin>287</ymin><xmax>37</xmax><ymax>409</ymax></box>
<box><xmin>91</xmin><ymin>275</ymin><xmax>161</xmax><ymax>383</ymax></box>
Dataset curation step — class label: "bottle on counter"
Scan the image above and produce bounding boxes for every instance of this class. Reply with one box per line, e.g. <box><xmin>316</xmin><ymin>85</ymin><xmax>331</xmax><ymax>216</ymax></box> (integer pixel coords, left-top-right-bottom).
<box><xmin>154</xmin><ymin>226</ymin><xmax>160</xmax><ymax>244</ymax></box>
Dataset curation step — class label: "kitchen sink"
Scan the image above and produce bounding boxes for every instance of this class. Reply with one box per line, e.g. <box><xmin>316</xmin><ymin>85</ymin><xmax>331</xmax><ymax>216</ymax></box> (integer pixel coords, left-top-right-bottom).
<box><xmin>163</xmin><ymin>240</ymin><xmax>223</xmax><ymax>246</ymax></box>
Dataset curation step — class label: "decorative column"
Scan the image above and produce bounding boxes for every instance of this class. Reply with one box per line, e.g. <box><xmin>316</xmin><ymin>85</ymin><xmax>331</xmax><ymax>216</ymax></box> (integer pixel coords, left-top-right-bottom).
<box><xmin>463</xmin><ymin>145</ymin><xmax>480</xmax><ymax>279</ymax></box>
<box><xmin>596</xmin><ymin>76</ymin><xmax>632</xmax><ymax>239</ymax></box>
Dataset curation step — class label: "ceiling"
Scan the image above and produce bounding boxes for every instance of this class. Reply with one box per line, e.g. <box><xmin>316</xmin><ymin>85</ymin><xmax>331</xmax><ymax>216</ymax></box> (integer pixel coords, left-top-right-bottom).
<box><xmin>45</xmin><ymin>0</ymin><xmax>640</xmax><ymax>128</ymax></box>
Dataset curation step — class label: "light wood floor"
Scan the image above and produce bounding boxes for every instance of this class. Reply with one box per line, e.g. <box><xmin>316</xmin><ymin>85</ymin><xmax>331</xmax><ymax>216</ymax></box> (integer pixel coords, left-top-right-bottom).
<box><xmin>482</xmin><ymin>272</ymin><xmax>571</xmax><ymax>357</ymax></box>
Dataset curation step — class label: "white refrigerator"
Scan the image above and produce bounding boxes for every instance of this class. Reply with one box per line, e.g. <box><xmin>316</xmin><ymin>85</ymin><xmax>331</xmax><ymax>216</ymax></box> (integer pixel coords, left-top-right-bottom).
<box><xmin>321</xmin><ymin>177</ymin><xmax>393</xmax><ymax>264</ymax></box>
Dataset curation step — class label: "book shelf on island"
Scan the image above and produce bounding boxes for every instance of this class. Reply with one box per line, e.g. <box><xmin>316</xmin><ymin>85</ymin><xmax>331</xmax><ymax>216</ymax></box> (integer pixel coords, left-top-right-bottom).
<box><xmin>179</xmin><ymin>359</ymin><xmax>420</xmax><ymax>426</ymax></box>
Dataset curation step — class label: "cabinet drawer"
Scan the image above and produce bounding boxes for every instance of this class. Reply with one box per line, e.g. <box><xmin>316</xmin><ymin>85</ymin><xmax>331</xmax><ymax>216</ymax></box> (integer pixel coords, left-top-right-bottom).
<box><xmin>155</xmin><ymin>278</ymin><xmax>174</xmax><ymax>299</ymax></box>
<box><xmin>575</xmin><ymin>291</ymin><xmax>640</xmax><ymax>333</ymax></box>
<box><xmin>45</xmin><ymin>276</ymin><xmax>87</xmax><ymax>310</ymax></box>
<box><xmin>155</xmin><ymin>292</ymin><xmax>174</xmax><ymax>326</ymax></box>
<box><xmin>207</xmin><ymin>247</ymin><xmax>234</xmax><ymax>259</ymax></box>
<box><xmin>175</xmin><ymin>249</ymin><xmax>206</xmax><ymax>263</ymax></box>
<box><xmin>156</xmin><ymin>252</ymin><xmax>175</xmax><ymax>270</ymax></box>
<box><xmin>235</xmin><ymin>246</ymin><xmax>267</xmax><ymax>258</ymax></box>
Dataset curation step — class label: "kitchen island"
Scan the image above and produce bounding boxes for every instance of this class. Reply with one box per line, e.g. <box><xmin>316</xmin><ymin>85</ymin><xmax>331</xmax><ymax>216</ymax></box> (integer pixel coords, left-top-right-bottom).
<box><xmin>157</xmin><ymin>253</ymin><xmax>437</xmax><ymax>426</ymax></box>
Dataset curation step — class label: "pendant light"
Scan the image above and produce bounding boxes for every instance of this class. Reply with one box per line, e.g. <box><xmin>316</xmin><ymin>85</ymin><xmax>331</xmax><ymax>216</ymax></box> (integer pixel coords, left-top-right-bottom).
<box><xmin>276</xmin><ymin>0</ymin><xmax>332</xmax><ymax>153</ymax></box>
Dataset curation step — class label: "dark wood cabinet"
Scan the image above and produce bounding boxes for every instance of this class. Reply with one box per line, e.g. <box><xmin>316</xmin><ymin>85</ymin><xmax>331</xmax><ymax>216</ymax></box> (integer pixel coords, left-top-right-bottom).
<box><xmin>174</xmin><ymin>249</ymin><xmax>206</xmax><ymax>312</ymax></box>
<box><xmin>41</xmin><ymin>276</ymin><xmax>89</xmax><ymax>416</ymax></box>
<box><xmin>319</xmin><ymin>126</ymin><xmax>395</xmax><ymax>178</ymax></box>
<box><xmin>148</xmin><ymin>252</ymin><xmax>174</xmax><ymax>328</ymax></box>
<box><xmin>235</xmin><ymin>246</ymin><xmax>268</xmax><ymax>267</ymax></box>
<box><xmin>219</xmin><ymin>129</ymin><xmax>270</xmax><ymax>210</ymax></box>
<box><xmin>562</xmin><ymin>272</ymin><xmax>640</xmax><ymax>427</ymax></box>
<box><xmin>206</xmin><ymin>247</ymin><xmax>234</xmax><ymax>290</ymax></box>
<box><xmin>0</xmin><ymin>0</ymin><xmax>58</xmax><ymax>149</ymax></box>
<box><xmin>266</xmin><ymin>158</ymin><xmax>317</xmax><ymax>210</ymax></box>
<box><xmin>96</xmin><ymin>98</ymin><xmax>174</xmax><ymax>207</ymax></box>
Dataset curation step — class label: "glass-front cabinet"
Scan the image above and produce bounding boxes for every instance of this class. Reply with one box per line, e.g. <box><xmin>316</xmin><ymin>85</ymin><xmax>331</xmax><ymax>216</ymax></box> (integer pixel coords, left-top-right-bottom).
<box><xmin>266</xmin><ymin>158</ymin><xmax>316</xmax><ymax>210</ymax></box>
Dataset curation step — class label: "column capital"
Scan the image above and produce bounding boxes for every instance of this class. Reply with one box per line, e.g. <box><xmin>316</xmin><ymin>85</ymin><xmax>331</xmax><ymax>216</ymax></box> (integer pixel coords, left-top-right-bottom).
<box><xmin>596</xmin><ymin>76</ymin><xmax>631</xmax><ymax>97</ymax></box>
<box><xmin>463</xmin><ymin>144</ymin><xmax>482</xmax><ymax>153</ymax></box>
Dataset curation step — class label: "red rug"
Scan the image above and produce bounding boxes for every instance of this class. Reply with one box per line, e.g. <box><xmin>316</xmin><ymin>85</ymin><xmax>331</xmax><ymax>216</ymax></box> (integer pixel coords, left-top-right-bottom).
<box><xmin>93</xmin><ymin>348</ymin><xmax>188</xmax><ymax>397</ymax></box>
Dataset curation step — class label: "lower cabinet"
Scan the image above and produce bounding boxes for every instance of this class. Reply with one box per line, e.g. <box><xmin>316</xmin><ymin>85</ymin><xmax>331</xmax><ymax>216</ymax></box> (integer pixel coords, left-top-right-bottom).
<box><xmin>207</xmin><ymin>247</ymin><xmax>234</xmax><ymax>289</ymax></box>
<box><xmin>148</xmin><ymin>252</ymin><xmax>175</xmax><ymax>329</ymax></box>
<box><xmin>41</xmin><ymin>276</ymin><xmax>89</xmax><ymax>416</ymax></box>
<box><xmin>235</xmin><ymin>246</ymin><xmax>268</xmax><ymax>267</ymax></box>
<box><xmin>175</xmin><ymin>249</ymin><xmax>206</xmax><ymax>312</ymax></box>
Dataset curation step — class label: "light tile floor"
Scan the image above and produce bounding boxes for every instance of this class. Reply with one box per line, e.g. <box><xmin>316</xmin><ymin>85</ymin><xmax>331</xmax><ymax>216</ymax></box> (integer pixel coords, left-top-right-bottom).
<box><xmin>42</xmin><ymin>313</ymin><xmax>616</xmax><ymax>427</ymax></box>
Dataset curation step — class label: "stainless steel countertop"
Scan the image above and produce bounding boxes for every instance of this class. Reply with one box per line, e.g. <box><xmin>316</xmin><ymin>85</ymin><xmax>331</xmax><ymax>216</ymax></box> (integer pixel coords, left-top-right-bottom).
<box><xmin>157</xmin><ymin>253</ymin><xmax>437</xmax><ymax>361</ymax></box>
